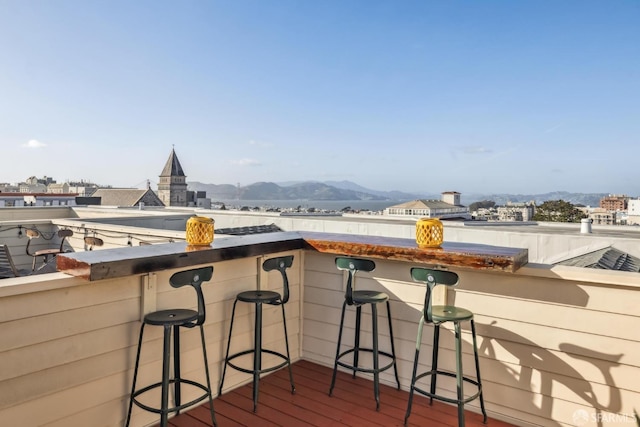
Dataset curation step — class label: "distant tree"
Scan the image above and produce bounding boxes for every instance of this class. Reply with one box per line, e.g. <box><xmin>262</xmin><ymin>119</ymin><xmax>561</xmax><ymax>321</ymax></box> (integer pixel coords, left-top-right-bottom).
<box><xmin>469</xmin><ymin>200</ymin><xmax>496</xmax><ymax>211</ymax></box>
<box><xmin>532</xmin><ymin>200</ymin><xmax>587</xmax><ymax>223</ymax></box>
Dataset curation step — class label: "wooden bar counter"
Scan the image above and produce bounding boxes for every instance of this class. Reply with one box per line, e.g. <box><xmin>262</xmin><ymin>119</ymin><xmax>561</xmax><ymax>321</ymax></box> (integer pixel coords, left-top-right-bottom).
<box><xmin>57</xmin><ymin>231</ymin><xmax>528</xmax><ymax>281</ymax></box>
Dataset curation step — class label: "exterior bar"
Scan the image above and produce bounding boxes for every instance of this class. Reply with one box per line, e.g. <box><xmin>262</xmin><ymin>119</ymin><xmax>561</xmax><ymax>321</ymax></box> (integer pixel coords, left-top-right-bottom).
<box><xmin>57</xmin><ymin>231</ymin><xmax>528</xmax><ymax>280</ymax></box>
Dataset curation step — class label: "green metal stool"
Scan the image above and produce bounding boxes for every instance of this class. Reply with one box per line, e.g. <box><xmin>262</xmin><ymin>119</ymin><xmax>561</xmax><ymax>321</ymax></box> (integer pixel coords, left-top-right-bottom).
<box><xmin>329</xmin><ymin>257</ymin><xmax>400</xmax><ymax>410</ymax></box>
<box><xmin>125</xmin><ymin>266</ymin><xmax>217</xmax><ymax>427</ymax></box>
<box><xmin>218</xmin><ymin>255</ymin><xmax>296</xmax><ymax>412</ymax></box>
<box><xmin>404</xmin><ymin>267</ymin><xmax>486</xmax><ymax>427</ymax></box>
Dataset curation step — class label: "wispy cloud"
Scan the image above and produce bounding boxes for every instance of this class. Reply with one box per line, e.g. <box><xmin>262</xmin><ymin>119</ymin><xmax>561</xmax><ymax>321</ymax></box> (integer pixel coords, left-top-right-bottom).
<box><xmin>460</xmin><ymin>145</ymin><xmax>493</xmax><ymax>154</ymax></box>
<box><xmin>544</xmin><ymin>124</ymin><xmax>562</xmax><ymax>133</ymax></box>
<box><xmin>249</xmin><ymin>140</ymin><xmax>274</xmax><ymax>148</ymax></box>
<box><xmin>22</xmin><ymin>139</ymin><xmax>47</xmax><ymax>148</ymax></box>
<box><xmin>232</xmin><ymin>158</ymin><xmax>262</xmax><ymax>166</ymax></box>
<box><xmin>449</xmin><ymin>145</ymin><xmax>493</xmax><ymax>160</ymax></box>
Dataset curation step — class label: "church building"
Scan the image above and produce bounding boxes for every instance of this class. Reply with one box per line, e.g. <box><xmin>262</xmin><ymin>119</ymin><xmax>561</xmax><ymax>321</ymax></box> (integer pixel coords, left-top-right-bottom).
<box><xmin>157</xmin><ymin>148</ymin><xmax>188</xmax><ymax>207</ymax></box>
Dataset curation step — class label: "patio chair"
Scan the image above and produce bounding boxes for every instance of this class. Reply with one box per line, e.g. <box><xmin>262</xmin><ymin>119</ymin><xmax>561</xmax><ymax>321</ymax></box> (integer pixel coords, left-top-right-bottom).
<box><xmin>84</xmin><ymin>236</ymin><xmax>104</xmax><ymax>250</ymax></box>
<box><xmin>25</xmin><ymin>228</ymin><xmax>73</xmax><ymax>271</ymax></box>
<box><xmin>0</xmin><ymin>244</ymin><xmax>30</xmax><ymax>278</ymax></box>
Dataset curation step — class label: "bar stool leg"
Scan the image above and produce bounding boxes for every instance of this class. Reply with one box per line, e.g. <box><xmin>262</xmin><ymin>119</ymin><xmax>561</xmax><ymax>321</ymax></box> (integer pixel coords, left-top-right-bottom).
<box><xmin>280</xmin><ymin>304</ymin><xmax>295</xmax><ymax>394</ymax></box>
<box><xmin>160</xmin><ymin>325</ymin><xmax>171</xmax><ymax>427</ymax></box>
<box><xmin>404</xmin><ymin>316</ymin><xmax>425</xmax><ymax>426</ymax></box>
<box><xmin>454</xmin><ymin>322</ymin><xmax>465</xmax><ymax>427</ymax></box>
<box><xmin>329</xmin><ymin>301</ymin><xmax>348</xmax><ymax>396</ymax></box>
<box><xmin>353</xmin><ymin>305</ymin><xmax>362</xmax><ymax>378</ymax></box>
<box><xmin>199</xmin><ymin>324</ymin><xmax>218</xmax><ymax>426</ymax></box>
<box><xmin>252</xmin><ymin>302</ymin><xmax>263</xmax><ymax>412</ymax></box>
<box><xmin>385</xmin><ymin>300</ymin><xmax>400</xmax><ymax>389</ymax></box>
<box><xmin>471</xmin><ymin>320</ymin><xmax>487</xmax><ymax>423</ymax></box>
<box><xmin>430</xmin><ymin>324</ymin><xmax>441</xmax><ymax>405</ymax></box>
<box><xmin>173</xmin><ymin>325</ymin><xmax>181</xmax><ymax>415</ymax></box>
<box><xmin>371</xmin><ymin>303</ymin><xmax>380</xmax><ymax>411</ymax></box>
<box><xmin>218</xmin><ymin>300</ymin><xmax>239</xmax><ymax>396</ymax></box>
<box><xmin>125</xmin><ymin>324</ymin><xmax>146</xmax><ymax>427</ymax></box>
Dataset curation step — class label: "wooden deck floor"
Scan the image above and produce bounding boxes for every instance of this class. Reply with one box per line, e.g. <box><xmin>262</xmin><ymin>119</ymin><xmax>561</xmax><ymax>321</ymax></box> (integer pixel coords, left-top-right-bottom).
<box><xmin>159</xmin><ymin>360</ymin><xmax>516</xmax><ymax>427</ymax></box>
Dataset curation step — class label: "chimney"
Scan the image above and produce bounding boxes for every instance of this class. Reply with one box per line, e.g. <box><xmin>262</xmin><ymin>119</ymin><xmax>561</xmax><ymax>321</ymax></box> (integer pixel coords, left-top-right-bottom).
<box><xmin>442</xmin><ymin>191</ymin><xmax>460</xmax><ymax>206</ymax></box>
<box><xmin>580</xmin><ymin>218</ymin><xmax>592</xmax><ymax>234</ymax></box>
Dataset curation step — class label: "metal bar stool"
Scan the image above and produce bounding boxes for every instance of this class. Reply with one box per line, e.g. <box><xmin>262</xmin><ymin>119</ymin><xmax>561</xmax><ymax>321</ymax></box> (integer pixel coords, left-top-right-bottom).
<box><xmin>405</xmin><ymin>267</ymin><xmax>487</xmax><ymax>427</ymax></box>
<box><xmin>329</xmin><ymin>257</ymin><xmax>400</xmax><ymax>410</ymax></box>
<box><xmin>125</xmin><ymin>267</ymin><xmax>217</xmax><ymax>427</ymax></box>
<box><xmin>218</xmin><ymin>255</ymin><xmax>296</xmax><ymax>412</ymax></box>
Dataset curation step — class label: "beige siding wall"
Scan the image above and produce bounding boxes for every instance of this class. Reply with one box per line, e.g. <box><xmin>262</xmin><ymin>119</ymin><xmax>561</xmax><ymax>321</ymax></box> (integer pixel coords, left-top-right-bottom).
<box><xmin>0</xmin><ymin>250</ymin><xmax>302</xmax><ymax>427</ymax></box>
<box><xmin>302</xmin><ymin>253</ymin><xmax>640</xmax><ymax>427</ymax></box>
<box><xmin>2</xmin><ymin>245</ymin><xmax>639</xmax><ymax>427</ymax></box>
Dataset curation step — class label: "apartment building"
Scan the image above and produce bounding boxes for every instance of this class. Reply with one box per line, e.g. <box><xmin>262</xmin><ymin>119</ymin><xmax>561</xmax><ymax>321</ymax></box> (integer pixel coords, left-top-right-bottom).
<box><xmin>600</xmin><ymin>194</ymin><xmax>628</xmax><ymax>211</ymax></box>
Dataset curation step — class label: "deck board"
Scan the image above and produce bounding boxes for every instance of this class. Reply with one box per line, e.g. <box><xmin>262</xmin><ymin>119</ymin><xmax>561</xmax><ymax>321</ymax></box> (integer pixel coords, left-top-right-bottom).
<box><xmin>158</xmin><ymin>360</ymin><xmax>517</xmax><ymax>427</ymax></box>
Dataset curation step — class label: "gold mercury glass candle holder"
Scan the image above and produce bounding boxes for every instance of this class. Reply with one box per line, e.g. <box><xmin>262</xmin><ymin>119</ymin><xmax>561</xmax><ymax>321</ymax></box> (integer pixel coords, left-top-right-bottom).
<box><xmin>415</xmin><ymin>218</ymin><xmax>444</xmax><ymax>248</ymax></box>
<box><xmin>186</xmin><ymin>216</ymin><xmax>214</xmax><ymax>246</ymax></box>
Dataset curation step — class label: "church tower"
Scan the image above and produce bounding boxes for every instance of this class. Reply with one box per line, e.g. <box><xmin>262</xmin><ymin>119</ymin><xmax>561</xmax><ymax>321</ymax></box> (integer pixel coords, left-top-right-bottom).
<box><xmin>157</xmin><ymin>148</ymin><xmax>188</xmax><ymax>207</ymax></box>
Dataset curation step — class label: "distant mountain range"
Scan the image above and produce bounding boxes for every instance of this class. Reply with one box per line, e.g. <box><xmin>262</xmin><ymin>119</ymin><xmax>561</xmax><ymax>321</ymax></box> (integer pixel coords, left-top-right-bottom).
<box><xmin>188</xmin><ymin>180</ymin><xmax>608</xmax><ymax>207</ymax></box>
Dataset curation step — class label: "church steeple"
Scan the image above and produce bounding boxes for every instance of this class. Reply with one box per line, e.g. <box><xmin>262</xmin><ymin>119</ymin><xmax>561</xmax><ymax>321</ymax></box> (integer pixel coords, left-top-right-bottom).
<box><xmin>160</xmin><ymin>148</ymin><xmax>186</xmax><ymax>178</ymax></box>
<box><xmin>157</xmin><ymin>148</ymin><xmax>188</xmax><ymax>207</ymax></box>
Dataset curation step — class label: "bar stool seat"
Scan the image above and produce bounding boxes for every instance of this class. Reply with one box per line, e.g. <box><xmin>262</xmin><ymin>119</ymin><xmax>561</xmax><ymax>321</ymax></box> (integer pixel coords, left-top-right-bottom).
<box><xmin>218</xmin><ymin>255</ymin><xmax>296</xmax><ymax>412</ymax></box>
<box><xmin>351</xmin><ymin>290</ymin><xmax>388</xmax><ymax>304</ymax></box>
<box><xmin>125</xmin><ymin>267</ymin><xmax>217</xmax><ymax>427</ymax></box>
<box><xmin>144</xmin><ymin>309</ymin><xmax>199</xmax><ymax>326</ymax></box>
<box><xmin>404</xmin><ymin>267</ymin><xmax>487</xmax><ymax>427</ymax></box>
<box><xmin>237</xmin><ymin>290</ymin><xmax>281</xmax><ymax>304</ymax></box>
<box><xmin>329</xmin><ymin>257</ymin><xmax>400</xmax><ymax>411</ymax></box>
<box><xmin>431</xmin><ymin>305</ymin><xmax>474</xmax><ymax>322</ymax></box>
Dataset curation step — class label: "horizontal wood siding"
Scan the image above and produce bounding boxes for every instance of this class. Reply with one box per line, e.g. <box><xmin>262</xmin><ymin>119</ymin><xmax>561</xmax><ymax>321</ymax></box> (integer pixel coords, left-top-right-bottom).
<box><xmin>302</xmin><ymin>252</ymin><xmax>640</xmax><ymax>427</ymax></box>
<box><xmin>0</xmin><ymin>250</ymin><xmax>302</xmax><ymax>427</ymax></box>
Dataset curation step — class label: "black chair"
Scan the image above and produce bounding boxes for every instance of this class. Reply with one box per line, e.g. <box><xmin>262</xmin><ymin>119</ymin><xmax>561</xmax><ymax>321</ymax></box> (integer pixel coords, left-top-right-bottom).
<box><xmin>329</xmin><ymin>257</ymin><xmax>400</xmax><ymax>410</ymax></box>
<box><xmin>404</xmin><ymin>267</ymin><xmax>487</xmax><ymax>427</ymax></box>
<box><xmin>25</xmin><ymin>228</ymin><xmax>73</xmax><ymax>271</ymax></box>
<box><xmin>125</xmin><ymin>267</ymin><xmax>217</xmax><ymax>427</ymax></box>
<box><xmin>218</xmin><ymin>255</ymin><xmax>296</xmax><ymax>412</ymax></box>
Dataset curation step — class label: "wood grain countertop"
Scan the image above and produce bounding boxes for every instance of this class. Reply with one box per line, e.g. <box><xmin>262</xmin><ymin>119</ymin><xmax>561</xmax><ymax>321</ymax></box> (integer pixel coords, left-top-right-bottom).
<box><xmin>57</xmin><ymin>231</ymin><xmax>528</xmax><ymax>281</ymax></box>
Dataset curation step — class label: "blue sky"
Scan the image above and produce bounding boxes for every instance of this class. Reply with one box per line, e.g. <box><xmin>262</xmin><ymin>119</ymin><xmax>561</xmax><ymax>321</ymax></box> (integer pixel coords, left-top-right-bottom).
<box><xmin>1</xmin><ymin>0</ymin><xmax>638</xmax><ymax>195</ymax></box>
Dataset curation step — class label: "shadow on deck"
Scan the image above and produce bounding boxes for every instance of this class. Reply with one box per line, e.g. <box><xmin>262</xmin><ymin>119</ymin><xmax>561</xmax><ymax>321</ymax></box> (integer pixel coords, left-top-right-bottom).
<box><xmin>157</xmin><ymin>360</ymin><xmax>516</xmax><ymax>427</ymax></box>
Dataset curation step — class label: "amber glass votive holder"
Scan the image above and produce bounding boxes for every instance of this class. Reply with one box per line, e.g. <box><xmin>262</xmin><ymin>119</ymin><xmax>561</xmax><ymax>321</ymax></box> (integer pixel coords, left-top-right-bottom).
<box><xmin>415</xmin><ymin>218</ymin><xmax>443</xmax><ymax>248</ymax></box>
<box><xmin>186</xmin><ymin>216</ymin><xmax>214</xmax><ymax>246</ymax></box>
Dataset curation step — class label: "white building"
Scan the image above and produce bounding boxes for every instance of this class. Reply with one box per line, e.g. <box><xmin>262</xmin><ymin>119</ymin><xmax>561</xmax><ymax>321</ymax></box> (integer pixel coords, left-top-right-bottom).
<box><xmin>627</xmin><ymin>199</ymin><xmax>640</xmax><ymax>225</ymax></box>
<box><xmin>384</xmin><ymin>191</ymin><xmax>470</xmax><ymax>220</ymax></box>
<box><xmin>497</xmin><ymin>201</ymin><xmax>535</xmax><ymax>222</ymax></box>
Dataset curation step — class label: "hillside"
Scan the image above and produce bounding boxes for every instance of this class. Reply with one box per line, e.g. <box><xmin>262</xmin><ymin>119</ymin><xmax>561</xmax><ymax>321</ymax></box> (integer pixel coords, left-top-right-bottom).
<box><xmin>188</xmin><ymin>180</ymin><xmax>608</xmax><ymax>207</ymax></box>
<box><xmin>188</xmin><ymin>181</ymin><xmax>392</xmax><ymax>201</ymax></box>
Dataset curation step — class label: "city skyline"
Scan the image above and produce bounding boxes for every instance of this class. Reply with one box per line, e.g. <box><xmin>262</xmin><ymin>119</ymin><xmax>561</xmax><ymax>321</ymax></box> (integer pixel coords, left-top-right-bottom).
<box><xmin>1</xmin><ymin>1</ymin><xmax>638</xmax><ymax>195</ymax></box>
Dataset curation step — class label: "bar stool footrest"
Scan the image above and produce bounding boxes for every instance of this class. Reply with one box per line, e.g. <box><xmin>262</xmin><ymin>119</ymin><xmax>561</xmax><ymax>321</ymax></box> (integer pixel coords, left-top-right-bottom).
<box><xmin>412</xmin><ymin>369</ymin><xmax>482</xmax><ymax>405</ymax></box>
<box><xmin>225</xmin><ymin>348</ymin><xmax>291</xmax><ymax>375</ymax></box>
<box><xmin>336</xmin><ymin>347</ymin><xmax>396</xmax><ymax>374</ymax></box>
<box><xmin>131</xmin><ymin>378</ymin><xmax>212</xmax><ymax>415</ymax></box>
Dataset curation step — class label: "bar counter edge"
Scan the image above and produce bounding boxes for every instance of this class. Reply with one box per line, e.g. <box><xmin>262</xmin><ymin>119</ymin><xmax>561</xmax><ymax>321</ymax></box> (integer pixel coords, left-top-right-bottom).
<box><xmin>57</xmin><ymin>231</ymin><xmax>529</xmax><ymax>281</ymax></box>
